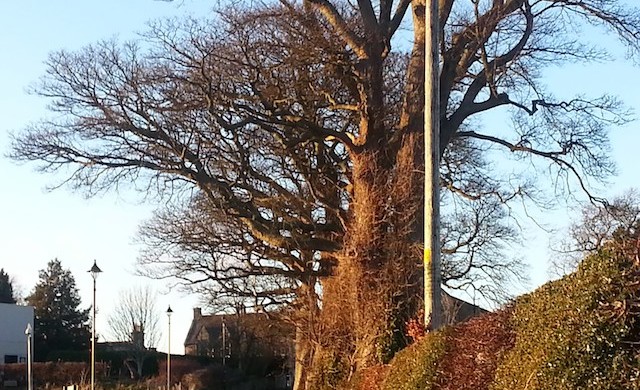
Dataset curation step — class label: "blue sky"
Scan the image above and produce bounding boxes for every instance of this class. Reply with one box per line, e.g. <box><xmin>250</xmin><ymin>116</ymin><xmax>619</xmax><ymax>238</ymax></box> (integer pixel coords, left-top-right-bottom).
<box><xmin>0</xmin><ymin>0</ymin><xmax>213</xmax><ymax>353</ymax></box>
<box><xmin>0</xmin><ymin>1</ymin><xmax>638</xmax><ymax>354</ymax></box>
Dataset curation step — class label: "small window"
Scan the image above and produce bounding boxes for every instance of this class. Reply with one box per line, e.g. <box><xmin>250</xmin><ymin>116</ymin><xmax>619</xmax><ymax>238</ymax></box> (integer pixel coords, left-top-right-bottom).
<box><xmin>4</xmin><ymin>355</ymin><xmax>18</xmax><ymax>364</ymax></box>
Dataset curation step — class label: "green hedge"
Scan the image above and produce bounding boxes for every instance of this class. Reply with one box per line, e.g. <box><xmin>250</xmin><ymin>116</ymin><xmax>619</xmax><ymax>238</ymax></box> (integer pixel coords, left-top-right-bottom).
<box><xmin>382</xmin><ymin>328</ymin><xmax>449</xmax><ymax>390</ymax></box>
<box><xmin>491</xmin><ymin>244</ymin><xmax>640</xmax><ymax>390</ymax></box>
<box><xmin>372</xmin><ymin>233</ymin><xmax>640</xmax><ymax>390</ymax></box>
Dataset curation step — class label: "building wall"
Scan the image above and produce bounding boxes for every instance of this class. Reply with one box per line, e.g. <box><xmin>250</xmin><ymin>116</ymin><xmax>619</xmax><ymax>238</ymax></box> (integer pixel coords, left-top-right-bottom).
<box><xmin>0</xmin><ymin>303</ymin><xmax>34</xmax><ymax>364</ymax></box>
<box><xmin>185</xmin><ymin>344</ymin><xmax>197</xmax><ymax>356</ymax></box>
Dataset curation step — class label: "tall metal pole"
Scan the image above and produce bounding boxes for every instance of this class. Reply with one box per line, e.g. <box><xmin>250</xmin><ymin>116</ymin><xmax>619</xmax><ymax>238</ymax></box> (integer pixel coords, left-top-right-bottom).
<box><xmin>221</xmin><ymin>316</ymin><xmax>226</xmax><ymax>367</ymax></box>
<box><xmin>91</xmin><ymin>277</ymin><xmax>96</xmax><ymax>390</ymax></box>
<box><xmin>166</xmin><ymin>306</ymin><xmax>173</xmax><ymax>390</ymax></box>
<box><xmin>89</xmin><ymin>261</ymin><xmax>102</xmax><ymax>390</ymax></box>
<box><xmin>424</xmin><ymin>0</ymin><xmax>443</xmax><ymax>330</ymax></box>
<box><xmin>25</xmin><ymin>324</ymin><xmax>33</xmax><ymax>390</ymax></box>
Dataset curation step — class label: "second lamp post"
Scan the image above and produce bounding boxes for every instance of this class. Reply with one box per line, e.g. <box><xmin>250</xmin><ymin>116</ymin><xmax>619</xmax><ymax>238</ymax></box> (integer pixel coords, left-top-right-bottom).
<box><xmin>166</xmin><ymin>305</ymin><xmax>173</xmax><ymax>390</ymax></box>
<box><xmin>89</xmin><ymin>260</ymin><xmax>102</xmax><ymax>390</ymax></box>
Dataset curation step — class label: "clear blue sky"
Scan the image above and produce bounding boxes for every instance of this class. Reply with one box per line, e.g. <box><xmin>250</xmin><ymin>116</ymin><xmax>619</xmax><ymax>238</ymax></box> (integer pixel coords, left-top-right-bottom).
<box><xmin>0</xmin><ymin>1</ymin><xmax>638</xmax><ymax>354</ymax></box>
<box><xmin>0</xmin><ymin>0</ymin><xmax>214</xmax><ymax>354</ymax></box>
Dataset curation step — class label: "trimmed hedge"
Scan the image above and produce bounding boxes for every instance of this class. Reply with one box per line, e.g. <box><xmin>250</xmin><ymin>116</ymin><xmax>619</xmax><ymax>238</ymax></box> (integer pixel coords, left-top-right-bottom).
<box><xmin>371</xmin><ymin>233</ymin><xmax>640</xmax><ymax>390</ymax></box>
<box><xmin>437</xmin><ymin>309</ymin><xmax>514</xmax><ymax>390</ymax></box>
<box><xmin>381</xmin><ymin>329</ymin><xmax>449</xmax><ymax>390</ymax></box>
<box><xmin>491</xmin><ymin>243</ymin><xmax>640</xmax><ymax>390</ymax></box>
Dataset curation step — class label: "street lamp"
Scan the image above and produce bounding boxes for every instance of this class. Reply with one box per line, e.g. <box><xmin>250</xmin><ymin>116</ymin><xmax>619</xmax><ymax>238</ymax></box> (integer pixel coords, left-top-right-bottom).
<box><xmin>25</xmin><ymin>323</ymin><xmax>33</xmax><ymax>390</ymax></box>
<box><xmin>166</xmin><ymin>306</ymin><xmax>173</xmax><ymax>390</ymax></box>
<box><xmin>88</xmin><ymin>260</ymin><xmax>102</xmax><ymax>390</ymax></box>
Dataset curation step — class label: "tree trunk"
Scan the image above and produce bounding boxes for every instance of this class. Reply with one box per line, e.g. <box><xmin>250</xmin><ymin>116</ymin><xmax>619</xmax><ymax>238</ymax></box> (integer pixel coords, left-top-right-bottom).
<box><xmin>312</xmin><ymin>149</ymin><xmax>424</xmax><ymax>387</ymax></box>
<box><xmin>349</xmin><ymin>151</ymin><xmax>393</xmax><ymax>367</ymax></box>
<box><xmin>315</xmin><ymin>150</ymin><xmax>395</xmax><ymax>376</ymax></box>
<box><xmin>293</xmin><ymin>279</ymin><xmax>320</xmax><ymax>390</ymax></box>
<box><xmin>308</xmin><ymin>3</ymin><xmax>429</xmax><ymax>385</ymax></box>
<box><xmin>293</xmin><ymin>326</ymin><xmax>313</xmax><ymax>390</ymax></box>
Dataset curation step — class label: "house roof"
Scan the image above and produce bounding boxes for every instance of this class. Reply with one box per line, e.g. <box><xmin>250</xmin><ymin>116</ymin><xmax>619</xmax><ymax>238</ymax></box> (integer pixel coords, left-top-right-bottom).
<box><xmin>184</xmin><ymin>294</ymin><xmax>486</xmax><ymax>347</ymax></box>
<box><xmin>184</xmin><ymin>309</ymin><xmax>273</xmax><ymax>347</ymax></box>
<box><xmin>442</xmin><ymin>291</ymin><xmax>488</xmax><ymax>324</ymax></box>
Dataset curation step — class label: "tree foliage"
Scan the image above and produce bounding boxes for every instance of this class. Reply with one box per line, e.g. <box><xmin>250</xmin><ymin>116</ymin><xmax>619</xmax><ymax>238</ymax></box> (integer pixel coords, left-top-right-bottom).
<box><xmin>9</xmin><ymin>0</ymin><xmax>640</xmax><ymax>386</ymax></box>
<box><xmin>27</xmin><ymin>259</ymin><xmax>90</xmax><ymax>361</ymax></box>
<box><xmin>0</xmin><ymin>268</ymin><xmax>17</xmax><ymax>304</ymax></box>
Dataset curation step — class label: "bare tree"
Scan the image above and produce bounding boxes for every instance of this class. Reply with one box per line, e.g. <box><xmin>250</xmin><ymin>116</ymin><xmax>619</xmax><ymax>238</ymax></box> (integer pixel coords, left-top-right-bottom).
<box><xmin>107</xmin><ymin>286</ymin><xmax>160</xmax><ymax>379</ymax></box>
<box><xmin>552</xmin><ymin>189</ymin><xmax>640</xmax><ymax>275</ymax></box>
<box><xmin>10</xmin><ymin>1</ymin><xmax>640</xmax><ymax>388</ymax></box>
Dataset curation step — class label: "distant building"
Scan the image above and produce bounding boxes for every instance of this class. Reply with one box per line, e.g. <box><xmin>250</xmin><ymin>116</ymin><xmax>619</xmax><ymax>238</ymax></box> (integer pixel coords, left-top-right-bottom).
<box><xmin>0</xmin><ymin>303</ymin><xmax>34</xmax><ymax>364</ymax></box>
<box><xmin>184</xmin><ymin>308</ymin><xmax>294</xmax><ymax>388</ymax></box>
<box><xmin>98</xmin><ymin>324</ymin><xmax>156</xmax><ymax>379</ymax></box>
<box><xmin>183</xmin><ymin>296</ymin><xmax>483</xmax><ymax>388</ymax></box>
<box><xmin>100</xmin><ymin>323</ymin><xmax>147</xmax><ymax>353</ymax></box>
<box><xmin>442</xmin><ymin>291</ymin><xmax>488</xmax><ymax>325</ymax></box>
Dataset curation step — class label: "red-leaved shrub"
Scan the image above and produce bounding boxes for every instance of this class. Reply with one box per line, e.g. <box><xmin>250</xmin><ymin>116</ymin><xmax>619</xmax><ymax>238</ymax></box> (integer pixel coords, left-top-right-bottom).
<box><xmin>436</xmin><ymin>308</ymin><xmax>514</xmax><ymax>390</ymax></box>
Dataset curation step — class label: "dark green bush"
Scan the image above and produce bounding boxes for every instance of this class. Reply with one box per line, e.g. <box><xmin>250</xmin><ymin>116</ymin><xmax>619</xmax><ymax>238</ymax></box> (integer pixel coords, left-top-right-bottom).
<box><xmin>491</xmin><ymin>241</ymin><xmax>640</xmax><ymax>390</ymax></box>
<box><xmin>381</xmin><ymin>328</ymin><xmax>449</xmax><ymax>390</ymax></box>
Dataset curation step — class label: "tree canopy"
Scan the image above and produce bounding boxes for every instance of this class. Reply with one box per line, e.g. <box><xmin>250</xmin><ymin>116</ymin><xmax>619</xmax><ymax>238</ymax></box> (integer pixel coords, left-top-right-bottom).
<box><xmin>0</xmin><ymin>268</ymin><xmax>17</xmax><ymax>304</ymax></box>
<box><xmin>27</xmin><ymin>259</ymin><xmax>90</xmax><ymax>361</ymax></box>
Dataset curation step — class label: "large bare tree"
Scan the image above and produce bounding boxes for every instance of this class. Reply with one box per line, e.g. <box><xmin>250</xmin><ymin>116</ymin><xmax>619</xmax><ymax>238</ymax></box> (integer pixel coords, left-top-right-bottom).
<box><xmin>10</xmin><ymin>0</ymin><xmax>640</xmax><ymax>388</ymax></box>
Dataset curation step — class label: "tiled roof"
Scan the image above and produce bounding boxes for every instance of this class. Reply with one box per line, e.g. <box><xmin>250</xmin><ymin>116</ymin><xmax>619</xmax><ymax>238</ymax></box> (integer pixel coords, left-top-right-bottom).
<box><xmin>184</xmin><ymin>311</ymin><xmax>272</xmax><ymax>347</ymax></box>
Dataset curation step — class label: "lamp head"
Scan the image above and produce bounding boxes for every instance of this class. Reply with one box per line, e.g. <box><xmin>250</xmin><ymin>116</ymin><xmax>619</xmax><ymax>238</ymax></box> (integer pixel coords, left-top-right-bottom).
<box><xmin>89</xmin><ymin>260</ymin><xmax>102</xmax><ymax>280</ymax></box>
<box><xmin>25</xmin><ymin>323</ymin><xmax>32</xmax><ymax>335</ymax></box>
<box><xmin>167</xmin><ymin>305</ymin><xmax>173</xmax><ymax>317</ymax></box>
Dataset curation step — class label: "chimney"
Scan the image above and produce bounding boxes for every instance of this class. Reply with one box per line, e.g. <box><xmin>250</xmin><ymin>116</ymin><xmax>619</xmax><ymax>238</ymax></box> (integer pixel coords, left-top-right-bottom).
<box><xmin>131</xmin><ymin>323</ymin><xmax>145</xmax><ymax>349</ymax></box>
<box><xmin>193</xmin><ymin>307</ymin><xmax>202</xmax><ymax>320</ymax></box>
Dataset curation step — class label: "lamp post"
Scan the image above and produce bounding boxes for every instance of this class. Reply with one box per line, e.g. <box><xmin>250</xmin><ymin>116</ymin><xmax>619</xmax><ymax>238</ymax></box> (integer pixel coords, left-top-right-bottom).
<box><xmin>221</xmin><ymin>315</ymin><xmax>226</xmax><ymax>367</ymax></box>
<box><xmin>166</xmin><ymin>306</ymin><xmax>173</xmax><ymax>390</ymax></box>
<box><xmin>25</xmin><ymin>323</ymin><xmax>33</xmax><ymax>390</ymax></box>
<box><xmin>88</xmin><ymin>260</ymin><xmax>102</xmax><ymax>390</ymax></box>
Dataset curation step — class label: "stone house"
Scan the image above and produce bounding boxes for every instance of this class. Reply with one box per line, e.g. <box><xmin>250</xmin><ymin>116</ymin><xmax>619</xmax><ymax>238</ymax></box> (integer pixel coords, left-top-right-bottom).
<box><xmin>184</xmin><ymin>308</ymin><xmax>294</xmax><ymax>388</ymax></box>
